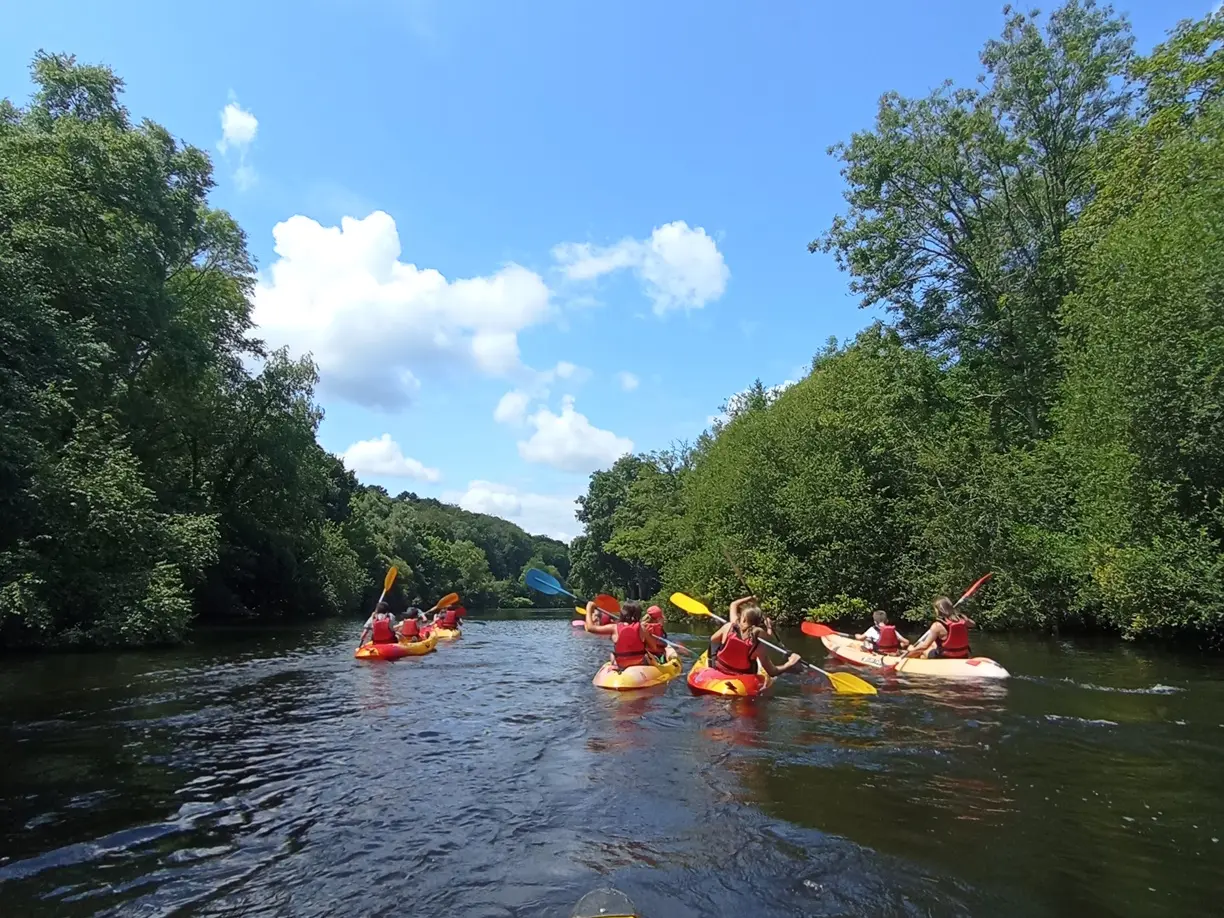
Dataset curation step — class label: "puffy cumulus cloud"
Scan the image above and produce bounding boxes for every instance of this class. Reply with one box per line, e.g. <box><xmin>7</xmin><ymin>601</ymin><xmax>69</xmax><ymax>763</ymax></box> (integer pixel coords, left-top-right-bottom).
<box><xmin>493</xmin><ymin>389</ymin><xmax>530</xmax><ymax>425</ymax></box>
<box><xmin>251</xmin><ymin>211</ymin><xmax>552</xmax><ymax>410</ymax></box>
<box><xmin>552</xmin><ymin>221</ymin><xmax>729</xmax><ymax>315</ymax></box>
<box><xmin>517</xmin><ymin>395</ymin><xmax>633</xmax><ymax>473</ymax></box>
<box><xmin>708</xmin><ymin>379</ymin><xmax>797</xmax><ymax>427</ymax></box>
<box><xmin>616</xmin><ymin>371</ymin><xmax>640</xmax><ymax>392</ymax></box>
<box><xmin>341</xmin><ymin>434</ymin><xmax>441</xmax><ymax>482</ymax></box>
<box><xmin>442</xmin><ymin>480</ymin><xmax>580</xmax><ymax>541</ymax></box>
<box><xmin>217</xmin><ymin>99</ymin><xmax>259</xmax><ymax>190</ymax></box>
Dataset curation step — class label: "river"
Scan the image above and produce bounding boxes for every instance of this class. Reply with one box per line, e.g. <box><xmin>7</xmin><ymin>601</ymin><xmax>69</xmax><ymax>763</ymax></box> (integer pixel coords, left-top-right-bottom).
<box><xmin>1</xmin><ymin>613</ymin><xmax>1220</xmax><ymax>917</ymax></box>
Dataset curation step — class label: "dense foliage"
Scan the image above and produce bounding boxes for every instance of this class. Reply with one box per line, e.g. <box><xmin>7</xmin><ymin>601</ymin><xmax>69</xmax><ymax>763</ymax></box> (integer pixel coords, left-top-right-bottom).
<box><xmin>0</xmin><ymin>55</ymin><xmax>565</xmax><ymax>649</ymax></box>
<box><xmin>571</xmin><ymin>5</ymin><xmax>1224</xmax><ymax>645</ymax></box>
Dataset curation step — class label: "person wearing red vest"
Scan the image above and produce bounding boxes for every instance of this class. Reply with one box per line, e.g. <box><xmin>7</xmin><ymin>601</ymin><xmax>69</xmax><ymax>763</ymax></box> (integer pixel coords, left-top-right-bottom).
<box><xmin>359</xmin><ymin>602</ymin><xmax>399</xmax><ymax>645</ymax></box>
<box><xmin>584</xmin><ymin>599</ymin><xmax>667</xmax><ymax>668</ymax></box>
<box><xmin>396</xmin><ymin>608</ymin><xmax>424</xmax><ymax>642</ymax></box>
<box><xmin>437</xmin><ymin>603</ymin><xmax>464</xmax><ymax>630</ymax></box>
<box><xmin>855</xmin><ymin>610</ymin><xmax>909</xmax><ymax>653</ymax></box>
<box><xmin>906</xmin><ymin>596</ymin><xmax>975</xmax><ymax>659</ymax></box>
<box><xmin>709</xmin><ymin>597</ymin><xmax>800</xmax><ymax>677</ymax></box>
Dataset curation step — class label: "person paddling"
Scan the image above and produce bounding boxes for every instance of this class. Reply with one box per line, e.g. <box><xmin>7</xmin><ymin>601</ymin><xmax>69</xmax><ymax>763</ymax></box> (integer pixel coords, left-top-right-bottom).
<box><xmin>359</xmin><ymin>602</ymin><xmax>398</xmax><ymax>645</ymax></box>
<box><xmin>396</xmin><ymin>607</ymin><xmax>424</xmax><ymax>643</ymax></box>
<box><xmin>643</xmin><ymin>605</ymin><xmax>677</xmax><ymax>660</ymax></box>
<box><xmin>906</xmin><ymin>597</ymin><xmax>975</xmax><ymax>659</ymax></box>
<box><xmin>856</xmin><ymin>609</ymin><xmax>909</xmax><ymax>654</ymax></box>
<box><xmin>585</xmin><ymin>600</ymin><xmax>667</xmax><ymax>668</ymax></box>
<box><xmin>709</xmin><ymin>597</ymin><xmax>801</xmax><ymax>677</ymax></box>
<box><xmin>436</xmin><ymin>603</ymin><xmax>463</xmax><ymax>631</ymax></box>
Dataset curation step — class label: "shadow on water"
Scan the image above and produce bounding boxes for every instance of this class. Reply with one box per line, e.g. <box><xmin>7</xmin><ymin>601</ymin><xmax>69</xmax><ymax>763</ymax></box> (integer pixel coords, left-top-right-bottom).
<box><xmin>0</xmin><ymin>614</ymin><xmax>1221</xmax><ymax>916</ymax></box>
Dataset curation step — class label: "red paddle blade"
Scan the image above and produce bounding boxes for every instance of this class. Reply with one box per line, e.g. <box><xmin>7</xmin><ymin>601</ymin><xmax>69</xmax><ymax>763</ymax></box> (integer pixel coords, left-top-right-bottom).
<box><xmin>594</xmin><ymin>594</ymin><xmax>621</xmax><ymax>614</ymax></box>
<box><xmin>956</xmin><ymin>572</ymin><xmax>993</xmax><ymax>606</ymax></box>
<box><xmin>801</xmin><ymin>622</ymin><xmax>837</xmax><ymax>638</ymax></box>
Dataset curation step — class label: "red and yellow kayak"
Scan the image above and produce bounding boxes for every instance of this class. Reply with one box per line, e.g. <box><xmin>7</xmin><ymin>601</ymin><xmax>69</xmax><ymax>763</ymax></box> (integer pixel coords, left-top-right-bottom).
<box><xmin>686</xmin><ymin>651</ymin><xmax>773</xmax><ymax>697</ymax></box>
<box><xmin>355</xmin><ymin>632</ymin><xmax>439</xmax><ymax>661</ymax></box>
<box><xmin>429</xmin><ymin>626</ymin><xmax>462</xmax><ymax>641</ymax></box>
<box><xmin>820</xmin><ymin>633</ymin><xmax>1009</xmax><ymax>679</ymax></box>
<box><xmin>592</xmin><ymin>653</ymin><xmax>682</xmax><ymax>691</ymax></box>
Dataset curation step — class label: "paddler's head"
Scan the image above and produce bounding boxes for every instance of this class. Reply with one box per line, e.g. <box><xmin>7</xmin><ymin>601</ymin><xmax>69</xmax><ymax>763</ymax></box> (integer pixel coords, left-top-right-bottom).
<box><xmin>376</xmin><ymin>601</ymin><xmax>391</xmax><ymax>617</ymax></box>
<box><xmin>873</xmin><ymin>609</ymin><xmax>888</xmax><ymax>625</ymax></box>
<box><xmin>933</xmin><ymin>596</ymin><xmax>955</xmax><ymax>620</ymax></box>
<box><xmin>646</xmin><ymin>605</ymin><xmax>663</xmax><ymax>621</ymax></box>
<box><xmin>620</xmin><ymin>601</ymin><xmax>643</xmax><ymax>623</ymax></box>
<box><xmin>406</xmin><ymin>607</ymin><xmax>419</xmax><ymax>619</ymax></box>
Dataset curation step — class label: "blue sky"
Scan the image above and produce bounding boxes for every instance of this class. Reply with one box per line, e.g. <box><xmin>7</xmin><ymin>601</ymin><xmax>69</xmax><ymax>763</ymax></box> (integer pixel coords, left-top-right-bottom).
<box><xmin>2</xmin><ymin>0</ymin><xmax>1207</xmax><ymax>539</ymax></box>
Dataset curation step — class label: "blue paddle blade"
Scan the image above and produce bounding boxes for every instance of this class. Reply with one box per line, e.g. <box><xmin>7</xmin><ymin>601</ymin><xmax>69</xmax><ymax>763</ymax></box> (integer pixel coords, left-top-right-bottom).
<box><xmin>525</xmin><ymin>569</ymin><xmax>569</xmax><ymax>596</ymax></box>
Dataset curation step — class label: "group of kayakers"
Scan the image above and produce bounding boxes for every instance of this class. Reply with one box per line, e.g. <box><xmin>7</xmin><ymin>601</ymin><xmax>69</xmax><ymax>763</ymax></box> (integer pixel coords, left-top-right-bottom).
<box><xmin>588</xmin><ymin>591</ymin><xmax>976</xmax><ymax>678</ymax></box>
<box><xmin>854</xmin><ymin>597</ymin><xmax>975</xmax><ymax>659</ymax></box>
<box><xmin>359</xmin><ymin>598</ymin><xmax>466</xmax><ymax>646</ymax></box>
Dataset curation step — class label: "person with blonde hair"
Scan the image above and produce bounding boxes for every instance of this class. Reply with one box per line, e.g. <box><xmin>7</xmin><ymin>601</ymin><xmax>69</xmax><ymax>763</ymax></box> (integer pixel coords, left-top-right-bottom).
<box><xmin>906</xmin><ymin>596</ymin><xmax>975</xmax><ymax>659</ymax></box>
<box><xmin>709</xmin><ymin>596</ymin><xmax>801</xmax><ymax>677</ymax></box>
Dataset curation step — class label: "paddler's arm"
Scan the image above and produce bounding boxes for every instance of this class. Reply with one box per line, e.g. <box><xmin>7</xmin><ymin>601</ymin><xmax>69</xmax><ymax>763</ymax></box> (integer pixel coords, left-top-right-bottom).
<box><xmin>584</xmin><ymin>601</ymin><xmax>616</xmax><ymax>635</ymax></box>
<box><xmin>907</xmin><ymin>624</ymin><xmax>940</xmax><ymax>656</ymax></box>
<box><xmin>759</xmin><ymin>650</ymin><xmax>802</xmax><ymax>676</ymax></box>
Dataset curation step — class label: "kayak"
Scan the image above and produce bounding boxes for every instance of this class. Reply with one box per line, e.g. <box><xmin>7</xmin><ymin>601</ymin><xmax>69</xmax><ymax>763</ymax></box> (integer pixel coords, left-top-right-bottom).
<box><xmin>592</xmin><ymin>653</ymin><xmax>682</xmax><ymax>690</ymax></box>
<box><xmin>820</xmin><ymin>633</ymin><xmax>1010</xmax><ymax>679</ymax></box>
<box><xmin>572</xmin><ymin>619</ymin><xmax>586</xmax><ymax>628</ymax></box>
<box><xmin>431</xmin><ymin>626</ymin><xmax>462</xmax><ymax>641</ymax></box>
<box><xmin>571</xmin><ymin>888</ymin><xmax>638</xmax><ymax>918</ymax></box>
<box><xmin>354</xmin><ymin>632</ymin><xmax>438</xmax><ymax>660</ymax></box>
<box><xmin>686</xmin><ymin>650</ymin><xmax>773</xmax><ymax>697</ymax></box>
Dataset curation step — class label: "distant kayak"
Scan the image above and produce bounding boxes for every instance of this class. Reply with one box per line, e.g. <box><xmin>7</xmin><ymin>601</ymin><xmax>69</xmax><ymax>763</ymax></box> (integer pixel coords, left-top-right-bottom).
<box><xmin>571</xmin><ymin>888</ymin><xmax>638</xmax><ymax>918</ymax></box>
<box><xmin>820</xmin><ymin>633</ymin><xmax>1010</xmax><ymax>679</ymax></box>
<box><xmin>572</xmin><ymin>619</ymin><xmax>586</xmax><ymax>628</ymax></box>
<box><xmin>354</xmin><ymin>632</ymin><xmax>438</xmax><ymax>661</ymax></box>
<box><xmin>686</xmin><ymin>650</ymin><xmax>773</xmax><ymax>697</ymax></box>
<box><xmin>430</xmin><ymin>626</ymin><xmax>462</xmax><ymax>641</ymax></box>
<box><xmin>592</xmin><ymin>654</ymin><xmax>682</xmax><ymax>691</ymax></box>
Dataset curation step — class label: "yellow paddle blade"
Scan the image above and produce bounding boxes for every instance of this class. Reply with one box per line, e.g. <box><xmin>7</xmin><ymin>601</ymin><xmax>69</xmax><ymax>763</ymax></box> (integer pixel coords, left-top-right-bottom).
<box><xmin>574</xmin><ymin>606</ymin><xmax>586</xmax><ymax>616</ymax></box>
<box><xmin>826</xmin><ymin>671</ymin><xmax>878</xmax><ymax>695</ymax></box>
<box><xmin>670</xmin><ymin>592</ymin><xmax>713</xmax><ymax>617</ymax></box>
<box><xmin>383</xmin><ymin>566</ymin><xmax>398</xmax><ymax>592</ymax></box>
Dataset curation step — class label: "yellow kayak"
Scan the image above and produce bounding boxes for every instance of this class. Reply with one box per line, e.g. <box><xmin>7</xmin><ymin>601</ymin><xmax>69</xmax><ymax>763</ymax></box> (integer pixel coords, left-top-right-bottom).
<box><xmin>592</xmin><ymin>653</ymin><xmax>682</xmax><ymax>691</ymax></box>
<box><xmin>686</xmin><ymin>650</ymin><xmax>773</xmax><ymax>697</ymax></box>
<box><xmin>354</xmin><ymin>631</ymin><xmax>438</xmax><ymax>660</ymax></box>
<box><xmin>430</xmin><ymin>626</ymin><xmax>462</xmax><ymax>641</ymax></box>
<box><xmin>820</xmin><ymin>634</ymin><xmax>1010</xmax><ymax>679</ymax></box>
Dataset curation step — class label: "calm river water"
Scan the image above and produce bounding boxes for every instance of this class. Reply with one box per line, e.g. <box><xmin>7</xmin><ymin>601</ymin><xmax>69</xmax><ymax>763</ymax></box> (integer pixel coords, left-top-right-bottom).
<box><xmin>0</xmin><ymin>612</ymin><xmax>1220</xmax><ymax>917</ymax></box>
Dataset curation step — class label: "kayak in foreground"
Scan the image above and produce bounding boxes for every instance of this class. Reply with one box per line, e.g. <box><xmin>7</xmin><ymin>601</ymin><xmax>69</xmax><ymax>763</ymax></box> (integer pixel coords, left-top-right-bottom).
<box><xmin>686</xmin><ymin>650</ymin><xmax>773</xmax><ymax>697</ymax></box>
<box><xmin>354</xmin><ymin>632</ymin><xmax>439</xmax><ymax>661</ymax></box>
<box><xmin>571</xmin><ymin>888</ymin><xmax>638</xmax><ymax>918</ymax></box>
<box><xmin>820</xmin><ymin>633</ymin><xmax>1010</xmax><ymax>679</ymax></box>
<box><xmin>592</xmin><ymin>654</ymin><xmax>682</xmax><ymax>691</ymax></box>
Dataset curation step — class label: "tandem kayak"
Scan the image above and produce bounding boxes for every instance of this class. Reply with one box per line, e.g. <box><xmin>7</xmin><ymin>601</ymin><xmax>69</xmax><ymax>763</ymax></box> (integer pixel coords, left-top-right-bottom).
<box><xmin>686</xmin><ymin>650</ymin><xmax>773</xmax><ymax>697</ymax></box>
<box><xmin>592</xmin><ymin>653</ymin><xmax>682</xmax><ymax>691</ymax></box>
<box><xmin>571</xmin><ymin>888</ymin><xmax>638</xmax><ymax>918</ymax></box>
<box><xmin>354</xmin><ymin>632</ymin><xmax>439</xmax><ymax>661</ymax></box>
<box><xmin>820</xmin><ymin>633</ymin><xmax>1010</xmax><ymax>679</ymax></box>
<box><xmin>430</xmin><ymin>626</ymin><xmax>462</xmax><ymax>641</ymax></box>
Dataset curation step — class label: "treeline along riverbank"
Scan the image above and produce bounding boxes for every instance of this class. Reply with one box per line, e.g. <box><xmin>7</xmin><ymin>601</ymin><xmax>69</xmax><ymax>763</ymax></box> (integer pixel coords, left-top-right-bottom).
<box><xmin>0</xmin><ymin>54</ymin><xmax>567</xmax><ymax>651</ymax></box>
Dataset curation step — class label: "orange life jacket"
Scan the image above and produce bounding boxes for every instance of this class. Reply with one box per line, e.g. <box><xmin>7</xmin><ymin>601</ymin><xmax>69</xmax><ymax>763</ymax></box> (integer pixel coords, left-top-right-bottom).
<box><xmin>400</xmin><ymin>618</ymin><xmax>420</xmax><ymax>641</ymax></box>
<box><xmin>714</xmin><ymin>630</ymin><xmax>757</xmax><ymax>674</ymax></box>
<box><xmin>612</xmin><ymin>622</ymin><xmax>649</xmax><ymax>668</ymax></box>
<box><xmin>939</xmin><ymin>619</ymin><xmax>970</xmax><ymax>658</ymax></box>
<box><xmin>439</xmin><ymin>609</ymin><xmax>459</xmax><ymax>629</ymax></box>
<box><xmin>371</xmin><ymin>618</ymin><xmax>396</xmax><ymax>644</ymax></box>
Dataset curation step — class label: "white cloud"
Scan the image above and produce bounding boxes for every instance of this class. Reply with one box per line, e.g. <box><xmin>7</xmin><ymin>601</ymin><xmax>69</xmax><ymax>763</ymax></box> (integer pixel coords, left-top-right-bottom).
<box><xmin>251</xmin><ymin>211</ymin><xmax>552</xmax><ymax>410</ymax></box>
<box><xmin>552</xmin><ymin>220</ymin><xmax>729</xmax><ymax>315</ymax></box>
<box><xmin>342</xmin><ymin>434</ymin><xmax>441</xmax><ymax>482</ymax></box>
<box><xmin>709</xmin><ymin>379</ymin><xmax>797</xmax><ymax>427</ymax></box>
<box><xmin>442</xmin><ymin>480</ymin><xmax>580</xmax><ymax>541</ymax></box>
<box><xmin>494</xmin><ymin>389</ymin><xmax>531</xmax><ymax>425</ymax></box>
<box><xmin>517</xmin><ymin>395</ymin><xmax>633</xmax><ymax>473</ymax></box>
<box><xmin>617</xmin><ymin>371</ymin><xmax>640</xmax><ymax>392</ymax></box>
<box><xmin>217</xmin><ymin>99</ymin><xmax>259</xmax><ymax>190</ymax></box>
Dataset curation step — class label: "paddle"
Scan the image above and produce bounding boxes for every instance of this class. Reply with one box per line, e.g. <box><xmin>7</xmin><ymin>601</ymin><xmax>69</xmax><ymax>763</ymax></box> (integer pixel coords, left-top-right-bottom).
<box><xmin>888</xmin><ymin>572</ymin><xmax>994</xmax><ymax>674</ymax></box>
<box><xmin>800</xmin><ymin>622</ymin><xmax>847</xmax><ymax>638</ymax></box>
<box><xmin>359</xmin><ymin>566</ymin><xmax>399</xmax><ymax>647</ymax></box>
<box><xmin>670</xmin><ymin>592</ymin><xmax>877</xmax><ymax>695</ymax></box>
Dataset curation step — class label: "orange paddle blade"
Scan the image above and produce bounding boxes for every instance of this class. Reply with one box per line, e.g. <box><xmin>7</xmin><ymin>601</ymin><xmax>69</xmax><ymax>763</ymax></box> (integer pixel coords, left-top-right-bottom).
<box><xmin>383</xmin><ymin>566</ymin><xmax>398</xmax><ymax>592</ymax></box>
<box><xmin>801</xmin><ymin>622</ymin><xmax>838</xmax><ymax>638</ymax></box>
<box><xmin>594</xmin><ymin>594</ymin><xmax>621</xmax><ymax>614</ymax></box>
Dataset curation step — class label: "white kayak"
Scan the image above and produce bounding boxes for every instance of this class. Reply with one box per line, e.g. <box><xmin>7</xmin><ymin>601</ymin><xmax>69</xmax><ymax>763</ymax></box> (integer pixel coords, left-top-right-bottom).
<box><xmin>821</xmin><ymin>633</ymin><xmax>1010</xmax><ymax>680</ymax></box>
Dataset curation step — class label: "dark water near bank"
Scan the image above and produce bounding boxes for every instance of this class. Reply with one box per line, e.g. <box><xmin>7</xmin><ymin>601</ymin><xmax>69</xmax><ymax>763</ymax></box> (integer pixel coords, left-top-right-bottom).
<box><xmin>1</xmin><ymin>613</ymin><xmax>1221</xmax><ymax>917</ymax></box>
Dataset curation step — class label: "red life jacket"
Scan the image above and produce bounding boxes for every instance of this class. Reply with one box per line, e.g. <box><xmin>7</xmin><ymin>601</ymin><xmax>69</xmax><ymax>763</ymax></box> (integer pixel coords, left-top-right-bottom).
<box><xmin>645</xmin><ymin>620</ymin><xmax>667</xmax><ymax>641</ymax></box>
<box><xmin>875</xmin><ymin>624</ymin><xmax>900</xmax><ymax>651</ymax></box>
<box><xmin>596</xmin><ymin>610</ymin><xmax>615</xmax><ymax>627</ymax></box>
<box><xmin>939</xmin><ymin>619</ymin><xmax>970</xmax><ymax>658</ymax></box>
<box><xmin>439</xmin><ymin>609</ymin><xmax>459</xmax><ymax>629</ymax></box>
<box><xmin>612</xmin><ymin>622</ymin><xmax>649</xmax><ymax>668</ymax></box>
<box><xmin>371</xmin><ymin>617</ymin><xmax>396</xmax><ymax>644</ymax></box>
<box><xmin>714</xmin><ymin>630</ymin><xmax>757</xmax><ymax>674</ymax></box>
<box><xmin>400</xmin><ymin>618</ymin><xmax>420</xmax><ymax>641</ymax></box>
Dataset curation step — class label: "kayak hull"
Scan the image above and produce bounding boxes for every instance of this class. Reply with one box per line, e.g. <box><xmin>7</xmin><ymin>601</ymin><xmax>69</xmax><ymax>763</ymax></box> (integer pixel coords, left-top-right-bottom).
<box><xmin>592</xmin><ymin>653</ymin><xmax>682</xmax><ymax>690</ymax></box>
<box><xmin>431</xmin><ymin>626</ymin><xmax>462</xmax><ymax>641</ymax></box>
<box><xmin>355</xmin><ymin>632</ymin><xmax>438</xmax><ymax>660</ymax></box>
<box><xmin>820</xmin><ymin>634</ymin><xmax>1010</xmax><ymax>679</ymax></box>
<box><xmin>687</xmin><ymin>650</ymin><xmax>773</xmax><ymax>697</ymax></box>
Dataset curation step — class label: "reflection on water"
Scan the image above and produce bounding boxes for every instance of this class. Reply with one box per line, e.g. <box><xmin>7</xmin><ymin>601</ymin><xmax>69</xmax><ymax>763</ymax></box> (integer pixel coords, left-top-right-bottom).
<box><xmin>0</xmin><ymin>615</ymin><xmax>1221</xmax><ymax>917</ymax></box>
